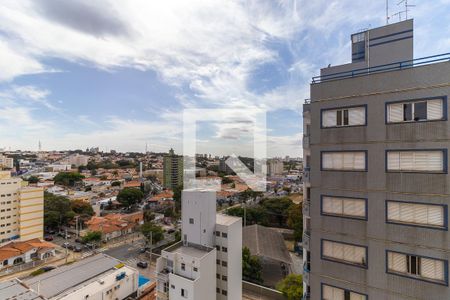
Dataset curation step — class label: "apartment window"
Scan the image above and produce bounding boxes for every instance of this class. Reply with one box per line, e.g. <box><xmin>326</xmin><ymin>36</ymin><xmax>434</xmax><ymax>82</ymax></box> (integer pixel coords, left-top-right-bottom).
<box><xmin>216</xmin><ymin>273</ymin><xmax>220</xmax><ymax>279</ymax></box>
<box><xmin>216</xmin><ymin>287</ymin><xmax>220</xmax><ymax>293</ymax></box>
<box><xmin>215</xmin><ymin>231</ymin><xmax>220</xmax><ymax>237</ymax></box>
<box><xmin>322</xmin><ymin>106</ymin><xmax>366</xmax><ymax>128</ymax></box>
<box><xmin>222</xmin><ymin>261</ymin><xmax>227</xmax><ymax>267</ymax></box>
<box><xmin>321</xmin><ymin>151</ymin><xmax>367</xmax><ymax>171</ymax></box>
<box><xmin>322</xmin><ymin>240</ymin><xmax>367</xmax><ymax>267</ymax></box>
<box><xmin>387</xmin><ymin>98</ymin><xmax>445</xmax><ymax>123</ymax></box>
<box><xmin>222</xmin><ymin>247</ymin><xmax>228</xmax><ymax>253</ymax></box>
<box><xmin>193</xmin><ymin>267</ymin><xmax>198</xmax><ymax>272</ymax></box>
<box><xmin>221</xmin><ymin>290</ymin><xmax>227</xmax><ymax>296</ymax></box>
<box><xmin>387</xmin><ymin>251</ymin><xmax>447</xmax><ymax>284</ymax></box>
<box><xmin>387</xmin><ymin>150</ymin><xmax>446</xmax><ymax>173</ymax></box>
<box><xmin>322</xmin><ymin>284</ymin><xmax>367</xmax><ymax>300</ymax></box>
<box><xmin>171</xmin><ymin>284</ymin><xmax>175</xmax><ymax>289</ymax></box>
<box><xmin>387</xmin><ymin>201</ymin><xmax>446</xmax><ymax>229</ymax></box>
<box><xmin>216</xmin><ymin>259</ymin><xmax>220</xmax><ymax>265</ymax></box>
<box><xmin>189</xmin><ymin>218</ymin><xmax>194</xmax><ymax>224</ymax></box>
<box><xmin>222</xmin><ymin>275</ymin><xmax>227</xmax><ymax>281</ymax></box>
<box><xmin>181</xmin><ymin>288</ymin><xmax>188</xmax><ymax>298</ymax></box>
<box><xmin>321</xmin><ymin>196</ymin><xmax>366</xmax><ymax>219</ymax></box>
<box><xmin>221</xmin><ymin>232</ymin><xmax>227</xmax><ymax>238</ymax></box>
<box><xmin>216</xmin><ymin>245</ymin><xmax>220</xmax><ymax>251</ymax></box>
<box><xmin>181</xmin><ymin>263</ymin><xmax>185</xmax><ymax>271</ymax></box>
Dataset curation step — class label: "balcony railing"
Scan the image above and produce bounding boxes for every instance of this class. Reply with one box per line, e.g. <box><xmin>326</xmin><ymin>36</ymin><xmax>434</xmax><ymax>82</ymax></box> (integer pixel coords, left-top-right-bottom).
<box><xmin>302</xmin><ymin>231</ymin><xmax>310</xmax><ymax>251</ymax></box>
<box><xmin>312</xmin><ymin>52</ymin><xmax>450</xmax><ymax>83</ymax></box>
<box><xmin>303</xmin><ymin>267</ymin><xmax>310</xmax><ymax>285</ymax></box>
<box><xmin>302</xmin><ymin>135</ymin><xmax>310</xmax><ymax>149</ymax></box>
<box><xmin>303</xmin><ymin>167</ymin><xmax>310</xmax><ymax>184</ymax></box>
<box><xmin>302</xmin><ymin>200</ymin><xmax>310</xmax><ymax>217</ymax></box>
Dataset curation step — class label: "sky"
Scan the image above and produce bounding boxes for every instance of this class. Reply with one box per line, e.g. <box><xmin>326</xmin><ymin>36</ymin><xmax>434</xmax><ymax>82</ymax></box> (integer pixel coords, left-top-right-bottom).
<box><xmin>0</xmin><ymin>0</ymin><xmax>449</xmax><ymax>158</ymax></box>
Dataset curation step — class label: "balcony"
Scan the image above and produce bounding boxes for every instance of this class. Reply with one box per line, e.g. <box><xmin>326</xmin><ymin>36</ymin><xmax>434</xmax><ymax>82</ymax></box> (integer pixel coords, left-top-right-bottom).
<box><xmin>302</xmin><ymin>231</ymin><xmax>310</xmax><ymax>251</ymax></box>
<box><xmin>302</xmin><ymin>135</ymin><xmax>310</xmax><ymax>149</ymax></box>
<box><xmin>303</xmin><ymin>265</ymin><xmax>310</xmax><ymax>285</ymax></box>
<box><xmin>303</xmin><ymin>167</ymin><xmax>310</xmax><ymax>184</ymax></box>
<box><xmin>302</xmin><ymin>200</ymin><xmax>310</xmax><ymax>217</ymax></box>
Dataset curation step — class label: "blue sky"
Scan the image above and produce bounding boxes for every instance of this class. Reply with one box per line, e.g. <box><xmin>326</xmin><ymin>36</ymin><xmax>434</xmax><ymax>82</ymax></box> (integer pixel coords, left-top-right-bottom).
<box><xmin>0</xmin><ymin>0</ymin><xmax>449</xmax><ymax>157</ymax></box>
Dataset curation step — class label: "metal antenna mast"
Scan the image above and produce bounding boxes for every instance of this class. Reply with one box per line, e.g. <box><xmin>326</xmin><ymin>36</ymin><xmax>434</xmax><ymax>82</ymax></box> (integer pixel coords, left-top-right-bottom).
<box><xmin>386</xmin><ymin>0</ymin><xmax>390</xmax><ymax>24</ymax></box>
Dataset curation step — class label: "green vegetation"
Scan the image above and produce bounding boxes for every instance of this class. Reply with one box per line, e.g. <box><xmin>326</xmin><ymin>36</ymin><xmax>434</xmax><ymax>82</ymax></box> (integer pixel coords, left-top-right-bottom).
<box><xmin>226</xmin><ymin>206</ymin><xmax>269</xmax><ymax>226</ymax></box>
<box><xmin>26</xmin><ymin>175</ymin><xmax>39</xmax><ymax>184</ymax></box>
<box><xmin>221</xmin><ymin>176</ymin><xmax>233</xmax><ymax>184</ymax></box>
<box><xmin>277</xmin><ymin>274</ymin><xmax>303</xmax><ymax>300</ymax></box>
<box><xmin>140</xmin><ymin>222</ymin><xmax>164</xmax><ymax>245</ymax></box>
<box><xmin>173</xmin><ymin>185</ymin><xmax>183</xmax><ymax>213</ymax></box>
<box><xmin>117</xmin><ymin>188</ymin><xmax>144</xmax><ymax>207</ymax></box>
<box><xmin>30</xmin><ymin>269</ymin><xmax>46</xmax><ymax>276</ymax></box>
<box><xmin>287</xmin><ymin>203</ymin><xmax>302</xmax><ymax>242</ymax></box>
<box><xmin>44</xmin><ymin>192</ymin><xmax>74</xmax><ymax>229</ymax></box>
<box><xmin>71</xmin><ymin>200</ymin><xmax>95</xmax><ymax>218</ymax></box>
<box><xmin>82</xmin><ymin>231</ymin><xmax>102</xmax><ymax>243</ymax></box>
<box><xmin>242</xmin><ymin>247</ymin><xmax>263</xmax><ymax>284</ymax></box>
<box><xmin>111</xmin><ymin>181</ymin><xmax>121</xmax><ymax>187</ymax></box>
<box><xmin>260</xmin><ymin>197</ymin><xmax>293</xmax><ymax>227</ymax></box>
<box><xmin>53</xmin><ymin>172</ymin><xmax>85</xmax><ymax>186</ymax></box>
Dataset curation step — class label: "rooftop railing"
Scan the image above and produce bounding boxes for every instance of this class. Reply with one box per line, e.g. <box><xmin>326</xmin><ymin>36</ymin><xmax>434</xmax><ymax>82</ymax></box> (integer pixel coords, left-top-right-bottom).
<box><xmin>312</xmin><ymin>52</ymin><xmax>450</xmax><ymax>84</ymax></box>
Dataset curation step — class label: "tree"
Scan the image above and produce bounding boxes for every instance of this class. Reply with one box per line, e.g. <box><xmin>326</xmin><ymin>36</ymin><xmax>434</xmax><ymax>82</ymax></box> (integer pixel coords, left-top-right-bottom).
<box><xmin>117</xmin><ymin>188</ymin><xmax>144</xmax><ymax>207</ymax></box>
<box><xmin>111</xmin><ymin>181</ymin><xmax>121</xmax><ymax>187</ymax></box>
<box><xmin>221</xmin><ymin>177</ymin><xmax>233</xmax><ymax>184</ymax></box>
<box><xmin>82</xmin><ymin>231</ymin><xmax>102</xmax><ymax>243</ymax></box>
<box><xmin>226</xmin><ymin>206</ymin><xmax>268</xmax><ymax>226</ymax></box>
<box><xmin>276</xmin><ymin>274</ymin><xmax>302</xmax><ymax>300</ymax></box>
<box><xmin>71</xmin><ymin>200</ymin><xmax>95</xmax><ymax>217</ymax></box>
<box><xmin>26</xmin><ymin>176</ymin><xmax>39</xmax><ymax>184</ymax></box>
<box><xmin>242</xmin><ymin>247</ymin><xmax>263</xmax><ymax>284</ymax></box>
<box><xmin>140</xmin><ymin>222</ymin><xmax>164</xmax><ymax>245</ymax></box>
<box><xmin>261</xmin><ymin>197</ymin><xmax>293</xmax><ymax>227</ymax></box>
<box><xmin>44</xmin><ymin>192</ymin><xmax>74</xmax><ymax>228</ymax></box>
<box><xmin>53</xmin><ymin>172</ymin><xmax>85</xmax><ymax>187</ymax></box>
<box><xmin>173</xmin><ymin>185</ymin><xmax>183</xmax><ymax>213</ymax></box>
<box><xmin>287</xmin><ymin>203</ymin><xmax>302</xmax><ymax>242</ymax></box>
<box><xmin>143</xmin><ymin>210</ymin><xmax>155</xmax><ymax>223</ymax></box>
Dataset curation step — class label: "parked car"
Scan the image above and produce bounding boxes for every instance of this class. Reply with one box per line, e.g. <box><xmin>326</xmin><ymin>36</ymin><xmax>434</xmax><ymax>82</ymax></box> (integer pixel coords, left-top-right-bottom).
<box><xmin>137</xmin><ymin>261</ymin><xmax>148</xmax><ymax>268</ymax></box>
<box><xmin>73</xmin><ymin>246</ymin><xmax>82</xmax><ymax>252</ymax></box>
<box><xmin>167</xmin><ymin>229</ymin><xmax>175</xmax><ymax>234</ymax></box>
<box><xmin>40</xmin><ymin>266</ymin><xmax>55</xmax><ymax>272</ymax></box>
<box><xmin>44</xmin><ymin>235</ymin><xmax>53</xmax><ymax>241</ymax></box>
<box><xmin>46</xmin><ymin>229</ymin><xmax>56</xmax><ymax>235</ymax></box>
<box><xmin>75</xmin><ymin>238</ymin><xmax>84</xmax><ymax>244</ymax></box>
<box><xmin>62</xmin><ymin>242</ymin><xmax>70</xmax><ymax>248</ymax></box>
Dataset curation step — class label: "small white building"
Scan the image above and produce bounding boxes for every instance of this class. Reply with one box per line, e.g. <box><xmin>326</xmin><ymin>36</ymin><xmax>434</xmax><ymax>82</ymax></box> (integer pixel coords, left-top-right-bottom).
<box><xmin>156</xmin><ymin>190</ymin><xmax>242</xmax><ymax>300</ymax></box>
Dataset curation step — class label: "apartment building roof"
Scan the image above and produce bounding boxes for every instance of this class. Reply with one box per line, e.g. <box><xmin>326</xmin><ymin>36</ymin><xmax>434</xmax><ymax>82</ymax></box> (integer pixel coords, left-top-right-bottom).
<box><xmin>216</xmin><ymin>213</ymin><xmax>241</xmax><ymax>226</ymax></box>
<box><xmin>24</xmin><ymin>254</ymin><xmax>123</xmax><ymax>299</ymax></box>
<box><xmin>0</xmin><ymin>279</ymin><xmax>43</xmax><ymax>300</ymax></box>
<box><xmin>243</xmin><ymin>225</ymin><xmax>292</xmax><ymax>264</ymax></box>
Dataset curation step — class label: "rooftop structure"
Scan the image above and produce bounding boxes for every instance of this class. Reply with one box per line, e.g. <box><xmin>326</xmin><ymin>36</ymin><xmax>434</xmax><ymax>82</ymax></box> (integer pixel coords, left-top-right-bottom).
<box><xmin>0</xmin><ymin>279</ymin><xmax>43</xmax><ymax>300</ymax></box>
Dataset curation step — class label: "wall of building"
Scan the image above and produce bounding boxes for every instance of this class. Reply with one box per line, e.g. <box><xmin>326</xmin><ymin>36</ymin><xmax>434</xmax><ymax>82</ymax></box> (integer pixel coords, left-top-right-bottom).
<box><xmin>308</xmin><ymin>58</ymin><xmax>450</xmax><ymax>299</ymax></box>
<box><xmin>19</xmin><ymin>187</ymin><xmax>44</xmax><ymax>241</ymax></box>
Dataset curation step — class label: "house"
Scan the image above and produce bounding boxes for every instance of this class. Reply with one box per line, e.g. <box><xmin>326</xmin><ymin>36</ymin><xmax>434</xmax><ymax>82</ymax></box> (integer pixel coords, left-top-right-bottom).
<box><xmin>0</xmin><ymin>239</ymin><xmax>56</xmax><ymax>269</ymax></box>
<box><xmin>85</xmin><ymin>212</ymin><xmax>144</xmax><ymax>241</ymax></box>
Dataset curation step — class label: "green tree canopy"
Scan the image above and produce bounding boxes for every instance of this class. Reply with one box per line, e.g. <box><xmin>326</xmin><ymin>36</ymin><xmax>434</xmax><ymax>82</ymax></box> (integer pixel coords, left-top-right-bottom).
<box><xmin>226</xmin><ymin>206</ymin><xmax>268</xmax><ymax>226</ymax></box>
<box><xmin>44</xmin><ymin>192</ymin><xmax>75</xmax><ymax>229</ymax></box>
<box><xmin>261</xmin><ymin>197</ymin><xmax>293</xmax><ymax>227</ymax></box>
<box><xmin>287</xmin><ymin>203</ymin><xmax>302</xmax><ymax>242</ymax></box>
<box><xmin>117</xmin><ymin>188</ymin><xmax>144</xmax><ymax>207</ymax></box>
<box><xmin>276</xmin><ymin>274</ymin><xmax>303</xmax><ymax>300</ymax></box>
<box><xmin>82</xmin><ymin>231</ymin><xmax>102</xmax><ymax>243</ymax></box>
<box><xmin>26</xmin><ymin>176</ymin><xmax>39</xmax><ymax>184</ymax></box>
<box><xmin>53</xmin><ymin>172</ymin><xmax>85</xmax><ymax>187</ymax></box>
<box><xmin>111</xmin><ymin>181</ymin><xmax>121</xmax><ymax>187</ymax></box>
<box><xmin>242</xmin><ymin>247</ymin><xmax>263</xmax><ymax>284</ymax></box>
<box><xmin>140</xmin><ymin>222</ymin><xmax>164</xmax><ymax>245</ymax></box>
<box><xmin>71</xmin><ymin>200</ymin><xmax>95</xmax><ymax>217</ymax></box>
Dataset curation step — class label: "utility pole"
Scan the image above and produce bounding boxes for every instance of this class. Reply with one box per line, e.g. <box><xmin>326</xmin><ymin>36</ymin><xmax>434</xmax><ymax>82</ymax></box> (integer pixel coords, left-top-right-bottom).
<box><xmin>64</xmin><ymin>228</ymin><xmax>68</xmax><ymax>264</ymax></box>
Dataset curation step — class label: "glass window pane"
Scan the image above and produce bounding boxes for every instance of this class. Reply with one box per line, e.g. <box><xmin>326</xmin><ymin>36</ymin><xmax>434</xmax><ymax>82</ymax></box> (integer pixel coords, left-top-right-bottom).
<box><xmin>403</xmin><ymin>103</ymin><xmax>412</xmax><ymax>121</ymax></box>
<box><xmin>414</xmin><ymin>102</ymin><xmax>427</xmax><ymax>121</ymax></box>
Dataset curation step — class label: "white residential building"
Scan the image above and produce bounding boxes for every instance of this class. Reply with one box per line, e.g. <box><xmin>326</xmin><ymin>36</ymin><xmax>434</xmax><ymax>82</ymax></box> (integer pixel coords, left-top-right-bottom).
<box><xmin>267</xmin><ymin>159</ymin><xmax>284</xmax><ymax>176</ymax></box>
<box><xmin>65</xmin><ymin>154</ymin><xmax>89</xmax><ymax>167</ymax></box>
<box><xmin>156</xmin><ymin>189</ymin><xmax>242</xmax><ymax>300</ymax></box>
<box><xmin>0</xmin><ymin>155</ymin><xmax>13</xmax><ymax>170</ymax></box>
<box><xmin>0</xmin><ymin>171</ymin><xmax>44</xmax><ymax>244</ymax></box>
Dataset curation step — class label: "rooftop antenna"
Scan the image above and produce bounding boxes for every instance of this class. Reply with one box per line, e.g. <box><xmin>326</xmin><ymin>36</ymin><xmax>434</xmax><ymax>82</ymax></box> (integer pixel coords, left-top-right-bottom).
<box><xmin>386</xmin><ymin>0</ymin><xmax>390</xmax><ymax>24</ymax></box>
<box><xmin>395</xmin><ymin>0</ymin><xmax>415</xmax><ymax>21</ymax></box>
<box><xmin>38</xmin><ymin>140</ymin><xmax>42</xmax><ymax>152</ymax></box>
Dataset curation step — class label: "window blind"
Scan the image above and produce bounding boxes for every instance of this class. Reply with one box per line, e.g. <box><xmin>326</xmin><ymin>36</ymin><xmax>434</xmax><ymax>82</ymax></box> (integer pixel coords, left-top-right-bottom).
<box><xmin>322</xmin><ymin>152</ymin><xmax>366</xmax><ymax>171</ymax></box>
<box><xmin>322</xmin><ymin>196</ymin><xmax>366</xmax><ymax>218</ymax></box>
<box><xmin>323</xmin><ymin>240</ymin><xmax>366</xmax><ymax>265</ymax></box>
<box><xmin>387</xmin><ymin>201</ymin><xmax>444</xmax><ymax>227</ymax></box>
<box><xmin>387</xmin><ymin>150</ymin><xmax>444</xmax><ymax>172</ymax></box>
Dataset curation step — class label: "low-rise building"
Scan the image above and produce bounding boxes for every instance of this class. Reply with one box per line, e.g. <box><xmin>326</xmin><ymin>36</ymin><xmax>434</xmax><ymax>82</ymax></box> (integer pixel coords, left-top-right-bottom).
<box><xmin>85</xmin><ymin>212</ymin><xmax>144</xmax><ymax>241</ymax></box>
<box><xmin>0</xmin><ymin>238</ymin><xmax>55</xmax><ymax>269</ymax></box>
<box><xmin>0</xmin><ymin>154</ymin><xmax>13</xmax><ymax>169</ymax></box>
<box><xmin>23</xmin><ymin>254</ymin><xmax>139</xmax><ymax>300</ymax></box>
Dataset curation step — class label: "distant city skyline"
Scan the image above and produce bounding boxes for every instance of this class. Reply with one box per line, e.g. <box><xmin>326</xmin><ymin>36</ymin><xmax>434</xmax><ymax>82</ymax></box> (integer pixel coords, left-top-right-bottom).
<box><xmin>1</xmin><ymin>1</ymin><xmax>449</xmax><ymax>157</ymax></box>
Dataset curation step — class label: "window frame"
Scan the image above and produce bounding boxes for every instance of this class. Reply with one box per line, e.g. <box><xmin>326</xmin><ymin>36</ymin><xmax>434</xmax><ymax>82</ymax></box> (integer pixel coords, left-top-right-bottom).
<box><xmin>385</xmin><ymin>149</ymin><xmax>448</xmax><ymax>174</ymax></box>
<box><xmin>386</xmin><ymin>250</ymin><xmax>449</xmax><ymax>286</ymax></box>
<box><xmin>385</xmin><ymin>200</ymin><xmax>448</xmax><ymax>230</ymax></box>
<box><xmin>320</xmin><ymin>195</ymin><xmax>368</xmax><ymax>221</ymax></box>
<box><xmin>385</xmin><ymin>96</ymin><xmax>447</xmax><ymax>124</ymax></box>
<box><xmin>321</xmin><ymin>282</ymin><xmax>368</xmax><ymax>300</ymax></box>
<box><xmin>321</xmin><ymin>104</ymin><xmax>368</xmax><ymax>129</ymax></box>
<box><xmin>321</xmin><ymin>239</ymin><xmax>368</xmax><ymax>269</ymax></box>
<box><xmin>321</xmin><ymin>150</ymin><xmax>368</xmax><ymax>172</ymax></box>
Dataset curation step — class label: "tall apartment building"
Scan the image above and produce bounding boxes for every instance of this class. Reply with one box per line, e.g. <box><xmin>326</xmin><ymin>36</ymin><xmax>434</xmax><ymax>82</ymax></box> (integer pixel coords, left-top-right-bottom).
<box><xmin>163</xmin><ymin>148</ymin><xmax>183</xmax><ymax>189</ymax></box>
<box><xmin>267</xmin><ymin>159</ymin><xmax>284</xmax><ymax>177</ymax></box>
<box><xmin>0</xmin><ymin>171</ymin><xmax>44</xmax><ymax>244</ymax></box>
<box><xmin>303</xmin><ymin>19</ymin><xmax>450</xmax><ymax>299</ymax></box>
<box><xmin>0</xmin><ymin>154</ymin><xmax>13</xmax><ymax>169</ymax></box>
<box><xmin>156</xmin><ymin>189</ymin><xmax>242</xmax><ymax>300</ymax></box>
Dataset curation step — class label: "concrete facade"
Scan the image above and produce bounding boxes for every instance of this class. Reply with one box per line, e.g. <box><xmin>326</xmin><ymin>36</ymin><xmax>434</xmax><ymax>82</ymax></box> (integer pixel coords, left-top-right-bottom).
<box><xmin>0</xmin><ymin>171</ymin><xmax>44</xmax><ymax>244</ymax></box>
<box><xmin>163</xmin><ymin>149</ymin><xmax>183</xmax><ymax>190</ymax></box>
<box><xmin>303</xmin><ymin>20</ymin><xmax>450</xmax><ymax>299</ymax></box>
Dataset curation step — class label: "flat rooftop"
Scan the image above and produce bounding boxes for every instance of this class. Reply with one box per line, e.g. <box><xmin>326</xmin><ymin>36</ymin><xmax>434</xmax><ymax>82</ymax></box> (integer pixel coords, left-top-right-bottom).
<box><xmin>164</xmin><ymin>242</ymin><xmax>213</xmax><ymax>259</ymax></box>
<box><xmin>0</xmin><ymin>279</ymin><xmax>43</xmax><ymax>300</ymax></box>
<box><xmin>24</xmin><ymin>254</ymin><xmax>122</xmax><ymax>299</ymax></box>
<box><xmin>216</xmin><ymin>213</ymin><xmax>241</xmax><ymax>226</ymax></box>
